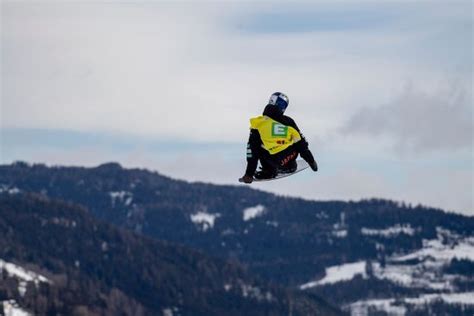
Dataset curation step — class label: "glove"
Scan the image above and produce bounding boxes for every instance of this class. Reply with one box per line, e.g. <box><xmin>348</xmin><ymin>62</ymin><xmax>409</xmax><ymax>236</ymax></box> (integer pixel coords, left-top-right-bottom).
<box><xmin>300</xmin><ymin>149</ymin><xmax>317</xmax><ymax>172</ymax></box>
<box><xmin>239</xmin><ymin>175</ymin><xmax>254</xmax><ymax>184</ymax></box>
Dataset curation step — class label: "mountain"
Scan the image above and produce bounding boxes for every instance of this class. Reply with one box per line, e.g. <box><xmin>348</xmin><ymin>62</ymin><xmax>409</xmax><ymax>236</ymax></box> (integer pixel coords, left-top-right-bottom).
<box><xmin>0</xmin><ymin>193</ymin><xmax>341</xmax><ymax>316</ymax></box>
<box><xmin>1</xmin><ymin>161</ymin><xmax>473</xmax><ymax>315</ymax></box>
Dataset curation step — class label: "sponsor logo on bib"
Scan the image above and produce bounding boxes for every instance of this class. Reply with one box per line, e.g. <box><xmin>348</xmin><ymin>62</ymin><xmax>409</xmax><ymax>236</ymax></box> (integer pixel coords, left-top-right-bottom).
<box><xmin>272</xmin><ymin>122</ymin><xmax>288</xmax><ymax>137</ymax></box>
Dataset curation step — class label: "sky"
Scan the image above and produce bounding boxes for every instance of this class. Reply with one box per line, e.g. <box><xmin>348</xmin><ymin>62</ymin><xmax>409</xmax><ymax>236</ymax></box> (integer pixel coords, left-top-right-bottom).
<box><xmin>1</xmin><ymin>1</ymin><xmax>473</xmax><ymax>215</ymax></box>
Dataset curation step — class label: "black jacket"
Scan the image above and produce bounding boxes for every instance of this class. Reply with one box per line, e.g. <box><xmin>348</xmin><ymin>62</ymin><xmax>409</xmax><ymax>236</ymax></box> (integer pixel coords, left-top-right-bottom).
<box><xmin>245</xmin><ymin>104</ymin><xmax>316</xmax><ymax>176</ymax></box>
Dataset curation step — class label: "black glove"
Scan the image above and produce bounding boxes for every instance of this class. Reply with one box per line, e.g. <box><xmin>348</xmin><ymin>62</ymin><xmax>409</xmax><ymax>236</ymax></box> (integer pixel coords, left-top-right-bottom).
<box><xmin>300</xmin><ymin>148</ymin><xmax>317</xmax><ymax>172</ymax></box>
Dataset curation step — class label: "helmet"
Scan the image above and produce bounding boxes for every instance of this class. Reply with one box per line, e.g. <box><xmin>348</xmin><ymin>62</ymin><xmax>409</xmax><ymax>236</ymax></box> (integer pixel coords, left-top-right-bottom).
<box><xmin>268</xmin><ymin>92</ymin><xmax>289</xmax><ymax>113</ymax></box>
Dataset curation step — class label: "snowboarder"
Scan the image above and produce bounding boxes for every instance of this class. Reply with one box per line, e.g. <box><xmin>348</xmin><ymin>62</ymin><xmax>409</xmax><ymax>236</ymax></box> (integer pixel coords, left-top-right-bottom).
<box><xmin>239</xmin><ymin>92</ymin><xmax>318</xmax><ymax>184</ymax></box>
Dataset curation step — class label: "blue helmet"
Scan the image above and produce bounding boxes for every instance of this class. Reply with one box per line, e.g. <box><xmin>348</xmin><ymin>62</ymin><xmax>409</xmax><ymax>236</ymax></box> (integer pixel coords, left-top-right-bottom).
<box><xmin>268</xmin><ymin>92</ymin><xmax>289</xmax><ymax>113</ymax></box>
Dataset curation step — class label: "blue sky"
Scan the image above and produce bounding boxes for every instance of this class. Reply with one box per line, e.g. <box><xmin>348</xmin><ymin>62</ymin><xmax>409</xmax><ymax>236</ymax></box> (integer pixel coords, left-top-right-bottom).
<box><xmin>1</xmin><ymin>1</ymin><xmax>472</xmax><ymax>215</ymax></box>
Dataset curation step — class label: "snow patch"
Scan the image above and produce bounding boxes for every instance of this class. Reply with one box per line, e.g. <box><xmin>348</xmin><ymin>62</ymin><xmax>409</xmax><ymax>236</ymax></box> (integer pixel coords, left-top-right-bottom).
<box><xmin>347</xmin><ymin>292</ymin><xmax>474</xmax><ymax>316</ymax></box>
<box><xmin>243</xmin><ymin>205</ymin><xmax>266</xmax><ymax>221</ymax></box>
<box><xmin>240</xmin><ymin>283</ymin><xmax>274</xmax><ymax>302</ymax></box>
<box><xmin>8</xmin><ymin>188</ymin><xmax>20</xmax><ymax>194</ymax></box>
<box><xmin>0</xmin><ymin>259</ymin><xmax>50</xmax><ymax>285</ymax></box>
<box><xmin>372</xmin><ymin>233</ymin><xmax>474</xmax><ymax>290</ymax></box>
<box><xmin>49</xmin><ymin>217</ymin><xmax>77</xmax><ymax>228</ymax></box>
<box><xmin>162</xmin><ymin>307</ymin><xmax>179</xmax><ymax>316</ymax></box>
<box><xmin>370</xmin><ymin>255</ymin><xmax>466</xmax><ymax>291</ymax></box>
<box><xmin>162</xmin><ymin>309</ymin><xmax>173</xmax><ymax>316</ymax></box>
<box><xmin>2</xmin><ymin>300</ymin><xmax>31</xmax><ymax>316</ymax></box>
<box><xmin>300</xmin><ymin>261</ymin><xmax>367</xmax><ymax>289</ymax></box>
<box><xmin>372</xmin><ymin>262</ymin><xmax>416</xmax><ymax>287</ymax></box>
<box><xmin>101</xmin><ymin>241</ymin><xmax>108</xmax><ymax>252</ymax></box>
<box><xmin>109</xmin><ymin>191</ymin><xmax>133</xmax><ymax>207</ymax></box>
<box><xmin>333</xmin><ymin>230</ymin><xmax>348</xmax><ymax>238</ymax></box>
<box><xmin>361</xmin><ymin>224</ymin><xmax>417</xmax><ymax>237</ymax></box>
<box><xmin>315</xmin><ymin>211</ymin><xmax>329</xmax><ymax>219</ymax></box>
<box><xmin>348</xmin><ymin>298</ymin><xmax>406</xmax><ymax>316</ymax></box>
<box><xmin>266</xmin><ymin>221</ymin><xmax>279</xmax><ymax>228</ymax></box>
<box><xmin>436</xmin><ymin>226</ymin><xmax>462</xmax><ymax>240</ymax></box>
<box><xmin>405</xmin><ymin>292</ymin><xmax>474</xmax><ymax>305</ymax></box>
<box><xmin>0</xmin><ymin>185</ymin><xmax>21</xmax><ymax>195</ymax></box>
<box><xmin>393</xmin><ymin>237</ymin><xmax>474</xmax><ymax>262</ymax></box>
<box><xmin>18</xmin><ymin>282</ymin><xmax>27</xmax><ymax>296</ymax></box>
<box><xmin>221</xmin><ymin>228</ymin><xmax>235</xmax><ymax>236</ymax></box>
<box><xmin>302</xmin><ymin>231</ymin><xmax>474</xmax><ymax>292</ymax></box>
<box><xmin>190</xmin><ymin>211</ymin><xmax>220</xmax><ymax>232</ymax></box>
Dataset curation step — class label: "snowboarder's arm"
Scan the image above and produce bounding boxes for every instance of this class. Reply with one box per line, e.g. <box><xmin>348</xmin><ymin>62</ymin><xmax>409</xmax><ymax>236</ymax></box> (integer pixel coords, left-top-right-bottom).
<box><xmin>301</xmin><ymin>148</ymin><xmax>318</xmax><ymax>171</ymax></box>
<box><xmin>244</xmin><ymin>129</ymin><xmax>261</xmax><ymax>177</ymax></box>
<box><xmin>288</xmin><ymin>118</ymin><xmax>318</xmax><ymax>171</ymax></box>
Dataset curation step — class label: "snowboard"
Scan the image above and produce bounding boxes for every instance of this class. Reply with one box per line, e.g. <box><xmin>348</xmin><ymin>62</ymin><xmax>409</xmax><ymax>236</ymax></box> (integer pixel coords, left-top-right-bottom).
<box><xmin>240</xmin><ymin>159</ymin><xmax>310</xmax><ymax>183</ymax></box>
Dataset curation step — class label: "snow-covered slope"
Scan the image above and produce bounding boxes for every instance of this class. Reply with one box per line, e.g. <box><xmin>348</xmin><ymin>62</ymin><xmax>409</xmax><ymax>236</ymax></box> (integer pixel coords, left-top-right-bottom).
<box><xmin>2</xmin><ymin>300</ymin><xmax>31</xmax><ymax>316</ymax></box>
<box><xmin>301</xmin><ymin>227</ymin><xmax>474</xmax><ymax>315</ymax></box>
<box><xmin>0</xmin><ymin>259</ymin><xmax>50</xmax><ymax>315</ymax></box>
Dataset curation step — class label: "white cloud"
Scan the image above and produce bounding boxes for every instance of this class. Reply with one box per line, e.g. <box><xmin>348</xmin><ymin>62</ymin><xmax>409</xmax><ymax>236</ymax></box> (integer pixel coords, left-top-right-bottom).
<box><xmin>2</xmin><ymin>2</ymin><xmax>470</xmax><ymax>142</ymax></box>
<box><xmin>341</xmin><ymin>79</ymin><xmax>473</xmax><ymax>153</ymax></box>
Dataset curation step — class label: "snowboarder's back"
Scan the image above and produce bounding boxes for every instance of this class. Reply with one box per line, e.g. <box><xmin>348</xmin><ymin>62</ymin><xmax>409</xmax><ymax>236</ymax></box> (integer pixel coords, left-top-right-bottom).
<box><xmin>239</xmin><ymin>92</ymin><xmax>318</xmax><ymax>183</ymax></box>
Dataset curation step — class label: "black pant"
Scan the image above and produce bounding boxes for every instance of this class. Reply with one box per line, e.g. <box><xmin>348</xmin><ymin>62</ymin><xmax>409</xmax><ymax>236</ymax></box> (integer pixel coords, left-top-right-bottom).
<box><xmin>257</xmin><ymin>144</ymin><xmax>299</xmax><ymax>174</ymax></box>
<box><xmin>245</xmin><ymin>130</ymin><xmax>316</xmax><ymax>177</ymax></box>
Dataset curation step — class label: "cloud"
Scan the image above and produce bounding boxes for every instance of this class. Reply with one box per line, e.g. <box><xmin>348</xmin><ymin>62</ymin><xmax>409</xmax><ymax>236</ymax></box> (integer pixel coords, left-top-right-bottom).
<box><xmin>2</xmin><ymin>2</ymin><xmax>471</xmax><ymax>143</ymax></box>
<box><xmin>340</xmin><ymin>79</ymin><xmax>473</xmax><ymax>153</ymax></box>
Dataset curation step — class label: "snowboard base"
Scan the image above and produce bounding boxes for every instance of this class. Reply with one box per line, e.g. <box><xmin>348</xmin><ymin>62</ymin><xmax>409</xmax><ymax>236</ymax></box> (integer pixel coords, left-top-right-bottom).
<box><xmin>239</xmin><ymin>159</ymin><xmax>309</xmax><ymax>183</ymax></box>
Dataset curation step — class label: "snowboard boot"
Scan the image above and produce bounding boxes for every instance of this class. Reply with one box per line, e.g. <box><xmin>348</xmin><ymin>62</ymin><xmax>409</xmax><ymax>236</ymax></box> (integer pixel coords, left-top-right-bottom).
<box><xmin>254</xmin><ymin>168</ymin><xmax>277</xmax><ymax>180</ymax></box>
<box><xmin>279</xmin><ymin>160</ymin><xmax>297</xmax><ymax>174</ymax></box>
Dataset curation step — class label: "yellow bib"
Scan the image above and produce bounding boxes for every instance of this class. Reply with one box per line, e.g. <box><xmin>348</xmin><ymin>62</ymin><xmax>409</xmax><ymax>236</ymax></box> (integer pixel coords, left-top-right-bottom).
<box><xmin>250</xmin><ymin>116</ymin><xmax>301</xmax><ymax>154</ymax></box>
